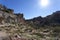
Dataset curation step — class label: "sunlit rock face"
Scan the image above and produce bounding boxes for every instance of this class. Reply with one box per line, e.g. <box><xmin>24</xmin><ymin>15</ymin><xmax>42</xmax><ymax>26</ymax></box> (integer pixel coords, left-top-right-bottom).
<box><xmin>0</xmin><ymin>4</ymin><xmax>6</xmax><ymax>11</ymax></box>
<box><xmin>15</xmin><ymin>13</ymin><xmax>25</xmax><ymax>24</ymax></box>
<box><xmin>0</xmin><ymin>4</ymin><xmax>25</xmax><ymax>24</ymax></box>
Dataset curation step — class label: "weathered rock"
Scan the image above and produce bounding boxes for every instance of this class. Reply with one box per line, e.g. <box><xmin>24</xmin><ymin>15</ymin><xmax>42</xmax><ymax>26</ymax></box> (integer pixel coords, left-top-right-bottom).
<box><xmin>0</xmin><ymin>4</ymin><xmax>25</xmax><ymax>24</ymax></box>
<box><xmin>0</xmin><ymin>31</ymin><xmax>11</xmax><ymax>40</ymax></box>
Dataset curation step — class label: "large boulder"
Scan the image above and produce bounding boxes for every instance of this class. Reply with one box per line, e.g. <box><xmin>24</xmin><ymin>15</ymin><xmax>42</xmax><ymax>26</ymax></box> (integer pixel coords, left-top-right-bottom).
<box><xmin>0</xmin><ymin>31</ymin><xmax>11</xmax><ymax>40</ymax></box>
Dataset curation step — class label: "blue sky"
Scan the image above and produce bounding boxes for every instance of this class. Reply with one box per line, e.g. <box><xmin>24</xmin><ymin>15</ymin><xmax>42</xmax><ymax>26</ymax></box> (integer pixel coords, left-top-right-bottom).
<box><xmin>0</xmin><ymin>0</ymin><xmax>60</xmax><ymax>19</ymax></box>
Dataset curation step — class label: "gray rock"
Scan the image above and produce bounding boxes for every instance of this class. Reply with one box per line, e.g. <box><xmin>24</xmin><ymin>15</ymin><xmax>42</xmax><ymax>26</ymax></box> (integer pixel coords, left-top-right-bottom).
<box><xmin>0</xmin><ymin>31</ymin><xmax>11</xmax><ymax>40</ymax></box>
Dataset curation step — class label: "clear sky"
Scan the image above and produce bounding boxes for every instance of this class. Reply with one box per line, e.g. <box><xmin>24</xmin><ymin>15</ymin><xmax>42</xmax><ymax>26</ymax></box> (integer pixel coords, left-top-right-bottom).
<box><xmin>0</xmin><ymin>0</ymin><xmax>60</xmax><ymax>19</ymax></box>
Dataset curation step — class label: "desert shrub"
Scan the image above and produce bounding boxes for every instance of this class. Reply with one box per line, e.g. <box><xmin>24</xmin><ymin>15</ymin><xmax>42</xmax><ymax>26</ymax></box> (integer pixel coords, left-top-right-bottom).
<box><xmin>33</xmin><ymin>33</ymin><xmax>44</xmax><ymax>38</ymax></box>
<box><xmin>53</xmin><ymin>27</ymin><xmax>60</xmax><ymax>33</ymax></box>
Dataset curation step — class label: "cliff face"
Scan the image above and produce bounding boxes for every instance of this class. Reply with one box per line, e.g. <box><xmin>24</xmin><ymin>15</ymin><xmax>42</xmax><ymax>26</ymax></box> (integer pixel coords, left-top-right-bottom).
<box><xmin>0</xmin><ymin>4</ymin><xmax>25</xmax><ymax>24</ymax></box>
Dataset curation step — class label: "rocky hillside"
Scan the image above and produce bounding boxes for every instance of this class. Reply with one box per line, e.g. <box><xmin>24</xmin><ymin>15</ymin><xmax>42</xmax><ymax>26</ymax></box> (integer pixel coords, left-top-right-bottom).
<box><xmin>26</xmin><ymin>11</ymin><xmax>60</xmax><ymax>28</ymax></box>
<box><xmin>0</xmin><ymin>4</ymin><xmax>25</xmax><ymax>25</ymax></box>
<box><xmin>0</xmin><ymin>4</ymin><xmax>60</xmax><ymax>40</ymax></box>
<box><xmin>0</xmin><ymin>21</ymin><xmax>60</xmax><ymax>40</ymax></box>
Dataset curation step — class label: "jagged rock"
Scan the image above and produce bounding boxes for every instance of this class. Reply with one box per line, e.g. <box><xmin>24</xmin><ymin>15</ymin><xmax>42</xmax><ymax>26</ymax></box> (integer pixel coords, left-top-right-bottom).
<box><xmin>0</xmin><ymin>4</ymin><xmax>25</xmax><ymax>24</ymax></box>
<box><xmin>15</xmin><ymin>13</ymin><xmax>25</xmax><ymax>24</ymax></box>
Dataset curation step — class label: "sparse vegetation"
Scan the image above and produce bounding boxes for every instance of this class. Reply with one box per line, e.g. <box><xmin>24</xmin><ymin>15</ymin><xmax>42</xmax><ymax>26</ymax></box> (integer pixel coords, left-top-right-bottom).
<box><xmin>0</xmin><ymin>4</ymin><xmax>60</xmax><ymax>40</ymax></box>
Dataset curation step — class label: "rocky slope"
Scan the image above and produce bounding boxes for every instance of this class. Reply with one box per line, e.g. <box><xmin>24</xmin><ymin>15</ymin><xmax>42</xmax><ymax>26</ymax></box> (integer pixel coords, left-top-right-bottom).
<box><xmin>0</xmin><ymin>4</ymin><xmax>60</xmax><ymax>40</ymax></box>
<box><xmin>26</xmin><ymin>11</ymin><xmax>60</xmax><ymax>28</ymax></box>
<box><xmin>0</xmin><ymin>4</ymin><xmax>25</xmax><ymax>25</ymax></box>
<box><xmin>0</xmin><ymin>23</ymin><xmax>60</xmax><ymax>40</ymax></box>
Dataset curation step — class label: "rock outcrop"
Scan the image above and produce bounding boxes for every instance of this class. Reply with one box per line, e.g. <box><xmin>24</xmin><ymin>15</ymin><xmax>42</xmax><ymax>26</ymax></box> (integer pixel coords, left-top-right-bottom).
<box><xmin>0</xmin><ymin>4</ymin><xmax>25</xmax><ymax>24</ymax></box>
